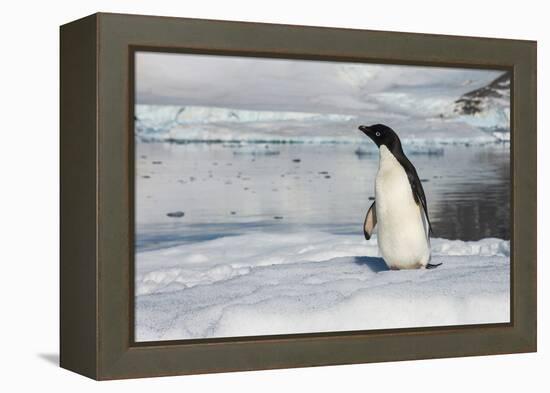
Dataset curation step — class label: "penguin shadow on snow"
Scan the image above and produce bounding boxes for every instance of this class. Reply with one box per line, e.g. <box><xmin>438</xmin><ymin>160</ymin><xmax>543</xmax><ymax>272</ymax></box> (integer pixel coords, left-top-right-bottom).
<box><xmin>353</xmin><ymin>257</ymin><xmax>443</xmax><ymax>272</ymax></box>
<box><xmin>353</xmin><ymin>256</ymin><xmax>390</xmax><ymax>273</ymax></box>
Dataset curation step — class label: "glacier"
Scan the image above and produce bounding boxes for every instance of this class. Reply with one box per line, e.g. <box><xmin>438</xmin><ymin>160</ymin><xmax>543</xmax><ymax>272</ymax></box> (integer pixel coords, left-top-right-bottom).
<box><xmin>135</xmin><ymin>104</ymin><xmax>508</xmax><ymax>146</ymax></box>
<box><xmin>135</xmin><ymin>104</ymin><xmax>354</xmax><ymax>137</ymax></box>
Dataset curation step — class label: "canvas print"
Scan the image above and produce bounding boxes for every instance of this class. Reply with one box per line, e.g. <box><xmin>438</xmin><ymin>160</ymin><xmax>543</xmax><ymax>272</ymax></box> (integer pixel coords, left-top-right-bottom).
<box><xmin>133</xmin><ymin>51</ymin><xmax>510</xmax><ymax>342</ymax></box>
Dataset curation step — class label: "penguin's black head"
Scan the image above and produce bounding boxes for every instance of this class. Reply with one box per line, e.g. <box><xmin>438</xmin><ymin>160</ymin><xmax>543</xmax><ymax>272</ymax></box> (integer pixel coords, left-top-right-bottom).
<box><xmin>358</xmin><ymin>124</ymin><xmax>401</xmax><ymax>150</ymax></box>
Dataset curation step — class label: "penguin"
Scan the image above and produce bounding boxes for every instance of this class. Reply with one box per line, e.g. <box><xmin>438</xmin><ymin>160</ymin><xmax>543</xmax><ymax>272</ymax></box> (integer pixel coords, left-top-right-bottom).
<box><xmin>358</xmin><ymin>124</ymin><xmax>441</xmax><ymax>270</ymax></box>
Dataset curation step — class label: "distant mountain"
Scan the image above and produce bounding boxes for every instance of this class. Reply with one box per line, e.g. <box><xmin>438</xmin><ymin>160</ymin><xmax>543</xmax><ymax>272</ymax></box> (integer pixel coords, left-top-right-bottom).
<box><xmin>454</xmin><ymin>71</ymin><xmax>510</xmax><ymax>115</ymax></box>
<box><xmin>452</xmin><ymin>71</ymin><xmax>511</xmax><ymax>131</ymax></box>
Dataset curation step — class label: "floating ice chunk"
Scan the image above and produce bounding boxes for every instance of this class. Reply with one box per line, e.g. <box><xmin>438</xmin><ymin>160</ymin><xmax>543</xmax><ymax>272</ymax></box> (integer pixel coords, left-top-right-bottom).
<box><xmin>232</xmin><ymin>145</ymin><xmax>281</xmax><ymax>156</ymax></box>
<box><xmin>405</xmin><ymin>146</ymin><xmax>444</xmax><ymax>156</ymax></box>
<box><xmin>166</xmin><ymin>211</ymin><xmax>185</xmax><ymax>218</ymax></box>
<box><xmin>492</xmin><ymin>131</ymin><xmax>510</xmax><ymax>142</ymax></box>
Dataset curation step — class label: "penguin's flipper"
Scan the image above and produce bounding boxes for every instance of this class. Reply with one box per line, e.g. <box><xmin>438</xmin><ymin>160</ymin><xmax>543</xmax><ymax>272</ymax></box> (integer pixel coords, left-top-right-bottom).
<box><xmin>363</xmin><ymin>201</ymin><xmax>377</xmax><ymax>240</ymax></box>
<box><xmin>426</xmin><ymin>262</ymin><xmax>442</xmax><ymax>269</ymax></box>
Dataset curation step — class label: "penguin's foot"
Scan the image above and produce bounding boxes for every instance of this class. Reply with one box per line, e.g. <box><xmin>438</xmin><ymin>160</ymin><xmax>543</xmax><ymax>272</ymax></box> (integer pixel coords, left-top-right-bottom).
<box><xmin>390</xmin><ymin>266</ymin><xmax>400</xmax><ymax>271</ymax></box>
<box><xmin>426</xmin><ymin>262</ymin><xmax>443</xmax><ymax>269</ymax></box>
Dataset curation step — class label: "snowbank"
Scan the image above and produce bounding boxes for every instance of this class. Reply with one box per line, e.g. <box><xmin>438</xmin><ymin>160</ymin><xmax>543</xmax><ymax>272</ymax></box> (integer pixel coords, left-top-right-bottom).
<box><xmin>135</xmin><ymin>232</ymin><xmax>510</xmax><ymax>341</ymax></box>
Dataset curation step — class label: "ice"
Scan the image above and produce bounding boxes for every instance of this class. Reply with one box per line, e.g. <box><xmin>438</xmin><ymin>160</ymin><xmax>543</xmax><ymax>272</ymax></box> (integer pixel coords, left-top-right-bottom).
<box><xmin>450</xmin><ymin>71</ymin><xmax>511</xmax><ymax>132</ymax></box>
<box><xmin>493</xmin><ymin>131</ymin><xmax>511</xmax><ymax>142</ymax></box>
<box><xmin>135</xmin><ymin>104</ymin><xmax>354</xmax><ymax>138</ymax></box>
<box><xmin>455</xmin><ymin>105</ymin><xmax>510</xmax><ymax>132</ymax></box>
<box><xmin>135</xmin><ymin>232</ymin><xmax>510</xmax><ymax>341</ymax></box>
<box><xmin>136</xmin><ymin>104</ymin><xmax>503</xmax><ymax>146</ymax></box>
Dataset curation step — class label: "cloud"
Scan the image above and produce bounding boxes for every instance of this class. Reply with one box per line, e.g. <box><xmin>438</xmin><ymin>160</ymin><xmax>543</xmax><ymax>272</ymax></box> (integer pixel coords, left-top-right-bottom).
<box><xmin>136</xmin><ymin>51</ymin><xmax>505</xmax><ymax>116</ymax></box>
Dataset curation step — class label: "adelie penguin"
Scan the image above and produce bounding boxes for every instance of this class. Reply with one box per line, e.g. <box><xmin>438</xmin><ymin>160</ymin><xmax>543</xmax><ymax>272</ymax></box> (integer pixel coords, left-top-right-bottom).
<box><xmin>359</xmin><ymin>124</ymin><xmax>442</xmax><ymax>270</ymax></box>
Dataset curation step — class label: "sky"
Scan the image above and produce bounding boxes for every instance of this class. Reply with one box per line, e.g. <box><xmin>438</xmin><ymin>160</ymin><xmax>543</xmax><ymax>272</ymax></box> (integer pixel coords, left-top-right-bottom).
<box><xmin>135</xmin><ymin>51</ymin><xmax>505</xmax><ymax>118</ymax></box>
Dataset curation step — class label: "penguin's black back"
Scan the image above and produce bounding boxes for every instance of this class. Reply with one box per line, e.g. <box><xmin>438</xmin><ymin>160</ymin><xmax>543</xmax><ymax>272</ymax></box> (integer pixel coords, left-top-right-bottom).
<box><xmin>390</xmin><ymin>143</ymin><xmax>434</xmax><ymax>236</ymax></box>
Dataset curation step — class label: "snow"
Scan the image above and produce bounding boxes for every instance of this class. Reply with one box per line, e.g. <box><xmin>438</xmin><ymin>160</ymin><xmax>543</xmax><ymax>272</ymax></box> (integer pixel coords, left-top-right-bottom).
<box><xmin>449</xmin><ymin>72</ymin><xmax>511</xmax><ymax>134</ymax></box>
<box><xmin>135</xmin><ymin>232</ymin><xmax>510</xmax><ymax>341</ymax></box>
<box><xmin>455</xmin><ymin>104</ymin><xmax>510</xmax><ymax>132</ymax></box>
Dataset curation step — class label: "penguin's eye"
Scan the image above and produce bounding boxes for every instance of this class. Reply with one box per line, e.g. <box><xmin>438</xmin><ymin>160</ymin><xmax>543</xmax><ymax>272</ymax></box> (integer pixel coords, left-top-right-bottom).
<box><xmin>375</xmin><ymin>131</ymin><xmax>381</xmax><ymax>137</ymax></box>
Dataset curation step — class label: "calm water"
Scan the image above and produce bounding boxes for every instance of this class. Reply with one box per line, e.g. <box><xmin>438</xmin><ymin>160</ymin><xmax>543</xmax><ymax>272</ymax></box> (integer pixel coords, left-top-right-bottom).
<box><xmin>136</xmin><ymin>142</ymin><xmax>510</xmax><ymax>251</ymax></box>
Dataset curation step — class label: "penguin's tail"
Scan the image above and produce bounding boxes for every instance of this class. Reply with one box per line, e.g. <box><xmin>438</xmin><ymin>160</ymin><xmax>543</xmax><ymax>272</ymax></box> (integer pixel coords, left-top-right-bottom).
<box><xmin>426</xmin><ymin>262</ymin><xmax>443</xmax><ymax>269</ymax></box>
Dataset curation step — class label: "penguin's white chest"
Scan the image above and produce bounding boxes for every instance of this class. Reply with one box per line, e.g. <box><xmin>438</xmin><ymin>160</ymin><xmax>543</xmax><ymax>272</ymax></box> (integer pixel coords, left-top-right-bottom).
<box><xmin>375</xmin><ymin>146</ymin><xmax>430</xmax><ymax>269</ymax></box>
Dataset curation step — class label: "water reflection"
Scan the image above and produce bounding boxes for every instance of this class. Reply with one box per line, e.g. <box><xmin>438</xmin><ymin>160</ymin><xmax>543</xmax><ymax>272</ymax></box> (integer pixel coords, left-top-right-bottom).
<box><xmin>135</xmin><ymin>142</ymin><xmax>510</xmax><ymax>250</ymax></box>
<box><xmin>420</xmin><ymin>145</ymin><xmax>510</xmax><ymax>240</ymax></box>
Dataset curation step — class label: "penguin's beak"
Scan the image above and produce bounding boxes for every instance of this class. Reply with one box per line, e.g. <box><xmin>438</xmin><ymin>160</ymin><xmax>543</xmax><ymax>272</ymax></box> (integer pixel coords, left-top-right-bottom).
<box><xmin>358</xmin><ymin>125</ymin><xmax>373</xmax><ymax>138</ymax></box>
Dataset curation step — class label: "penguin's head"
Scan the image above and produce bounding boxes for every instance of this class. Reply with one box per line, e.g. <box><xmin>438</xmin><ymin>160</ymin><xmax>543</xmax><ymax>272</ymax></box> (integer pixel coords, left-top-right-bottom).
<box><xmin>358</xmin><ymin>124</ymin><xmax>401</xmax><ymax>150</ymax></box>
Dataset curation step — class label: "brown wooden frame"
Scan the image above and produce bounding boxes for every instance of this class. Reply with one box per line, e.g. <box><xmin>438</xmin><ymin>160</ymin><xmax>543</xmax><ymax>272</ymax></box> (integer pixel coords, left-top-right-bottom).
<box><xmin>60</xmin><ymin>12</ymin><xmax>537</xmax><ymax>380</ymax></box>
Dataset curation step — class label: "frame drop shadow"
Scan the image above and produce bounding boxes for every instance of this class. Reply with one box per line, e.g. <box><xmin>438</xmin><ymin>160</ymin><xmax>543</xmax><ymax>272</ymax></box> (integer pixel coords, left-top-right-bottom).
<box><xmin>38</xmin><ymin>353</ymin><xmax>59</xmax><ymax>366</ymax></box>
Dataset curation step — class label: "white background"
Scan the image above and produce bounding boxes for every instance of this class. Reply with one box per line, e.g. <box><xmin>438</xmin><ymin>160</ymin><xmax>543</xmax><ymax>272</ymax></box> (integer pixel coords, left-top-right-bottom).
<box><xmin>0</xmin><ymin>0</ymin><xmax>545</xmax><ymax>391</ymax></box>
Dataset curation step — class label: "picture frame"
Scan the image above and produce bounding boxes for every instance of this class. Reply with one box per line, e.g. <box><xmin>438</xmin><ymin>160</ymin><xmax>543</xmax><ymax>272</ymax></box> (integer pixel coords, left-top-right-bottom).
<box><xmin>60</xmin><ymin>12</ymin><xmax>536</xmax><ymax>380</ymax></box>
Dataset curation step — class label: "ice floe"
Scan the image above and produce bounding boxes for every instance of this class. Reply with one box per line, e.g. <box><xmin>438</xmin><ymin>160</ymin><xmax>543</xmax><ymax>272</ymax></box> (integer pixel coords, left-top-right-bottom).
<box><xmin>135</xmin><ymin>232</ymin><xmax>510</xmax><ymax>341</ymax></box>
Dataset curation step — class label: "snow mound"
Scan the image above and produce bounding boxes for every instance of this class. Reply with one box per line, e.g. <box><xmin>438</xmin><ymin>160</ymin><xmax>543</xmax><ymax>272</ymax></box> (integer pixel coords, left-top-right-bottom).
<box><xmin>135</xmin><ymin>232</ymin><xmax>510</xmax><ymax>341</ymax></box>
